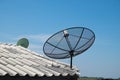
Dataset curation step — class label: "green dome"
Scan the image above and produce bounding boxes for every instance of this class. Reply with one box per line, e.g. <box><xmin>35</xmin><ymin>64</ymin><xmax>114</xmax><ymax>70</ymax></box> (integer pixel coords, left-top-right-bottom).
<box><xmin>17</xmin><ymin>38</ymin><xmax>29</xmax><ymax>48</ymax></box>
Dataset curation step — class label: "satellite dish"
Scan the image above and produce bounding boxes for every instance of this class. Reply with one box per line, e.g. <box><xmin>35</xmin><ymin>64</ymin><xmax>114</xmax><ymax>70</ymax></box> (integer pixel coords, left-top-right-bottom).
<box><xmin>43</xmin><ymin>27</ymin><xmax>95</xmax><ymax>69</ymax></box>
<box><xmin>17</xmin><ymin>38</ymin><xmax>29</xmax><ymax>48</ymax></box>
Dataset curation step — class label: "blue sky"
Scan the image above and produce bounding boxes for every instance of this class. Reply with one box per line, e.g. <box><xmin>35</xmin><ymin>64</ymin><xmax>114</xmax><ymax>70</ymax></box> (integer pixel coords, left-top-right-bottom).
<box><xmin>0</xmin><ymin>0</ymin><xmax>120</xmax><ymax>78</ymax></box>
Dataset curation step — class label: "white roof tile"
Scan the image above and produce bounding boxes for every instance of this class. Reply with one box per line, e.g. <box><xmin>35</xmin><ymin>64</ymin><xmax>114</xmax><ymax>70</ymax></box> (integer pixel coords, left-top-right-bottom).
<box><xmin>15</xmin><ymin>65</ymin><xmax>36</xmax><ymax>77</ymax></box>
<box><xmin>15</xmin><ymin>58</ymin><xmax>31</xmax><ymax>66</ymax></box>
<box><xmin>0</xmin><ymin>43</ymin><xmax>79</xmax><ymax>77</ymax></box>
<box><xmin>0</xmin><ymin>64</ymin><xmax>17</xmax><ymax>76</ymax></box>
<box><xmin>1</xmin><ymin>57</ymin><xmax>16</xmax><ymax>66</ymax></box>
<box><xmin>8</xmin><ymin>58</ymin><xmax>24</xmax><ymax>66</ymax></box>
<box><xmin>7</xmin><ymin>64</ymin><xmax>27</xmax><ymax>76</ymax></box>
<box><xmin>23</xmin><ymin>65</ymin><xmax>44</xmax><ymax>76</ymax></box>
<box><xmin>0</xmin><ymin>68</ymin><xmax>7</xmax><ymax>76</ymax></box>
<box><xmin>22</xmin><ymin>59</ymin><xmax>39</xmax><ymax>66</ymax></box>
<box><xmin>33</xmin><ymin>66</ymin><xmax>53</xmax><ymax>77</ymax></box>
<box><xmin>0</xmin><ymin>59</ymin><xmax>8</xmax><ymax>65</ymax></box>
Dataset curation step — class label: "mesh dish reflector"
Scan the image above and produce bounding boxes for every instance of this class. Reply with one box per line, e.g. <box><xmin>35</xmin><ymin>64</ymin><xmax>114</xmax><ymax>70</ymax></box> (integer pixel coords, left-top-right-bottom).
<box><xmin>43</xmin><ymin>27</ymin><xmax>95</xmax><ymax>59</ymax></box>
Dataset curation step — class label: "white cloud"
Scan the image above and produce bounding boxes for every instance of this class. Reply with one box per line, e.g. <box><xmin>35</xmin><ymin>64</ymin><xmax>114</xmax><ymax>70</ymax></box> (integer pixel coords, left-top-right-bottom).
<box><xmin>16</xmin><ymin>34</ymin><xmax>51</xmax><ymax>43</ymax></box>
<box><xmin>29</xmin><ymin>44</ymin><xmax>43</xmax><ymax>53</ymax></box>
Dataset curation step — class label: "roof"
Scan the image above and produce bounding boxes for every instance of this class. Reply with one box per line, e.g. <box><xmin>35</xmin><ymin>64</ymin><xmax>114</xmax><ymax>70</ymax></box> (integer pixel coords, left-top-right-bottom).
<box><xmin>0</xmin><ymin>43</ymin><xmax>79</xmax><ymax>77</ymax></box>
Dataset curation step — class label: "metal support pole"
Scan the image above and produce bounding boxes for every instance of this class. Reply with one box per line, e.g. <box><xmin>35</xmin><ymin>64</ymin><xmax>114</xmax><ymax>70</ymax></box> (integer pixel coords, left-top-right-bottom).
<box><xmin>70</xmin><ymin>54</ymin><xmax>73</xmax><ymax>69</ymax></box>
<box><xmin>70</xmin><ymin>51</ymin><xmax>74</xmax><ymax>69</ymax></box>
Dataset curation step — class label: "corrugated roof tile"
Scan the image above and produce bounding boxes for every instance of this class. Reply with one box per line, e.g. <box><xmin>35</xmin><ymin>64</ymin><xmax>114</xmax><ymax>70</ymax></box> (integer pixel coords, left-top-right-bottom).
<box><xmin>7</xmin><ymin>64</ymin><xmax>27</xmax><ymax>76</ymax></box>
<box><xmin>23</xmin><ymin>65</ymin><xmax>44</xmax><ymax>76</ymax></box>
<box><xmin>0</xmin><ymin>43</ymin><xmax>79</xmax><ymax>77</ymax></box>
<box><xmin>33</xmin><ymin>66</ymin><xmax>53</xmax><ymax>77</ymax></box>
<box><xmin>0</xmin><ymin>59</ymin><xmax>8</xmax><ymax>65</ymax></box>
<box><xmin>0</xmin><ymin>68</ymin><xmax>7</xmax><ymax>76</ymax></box>
<box><xmin>15</xmin><ymin>58</ymin><xmax>31</xmax><ymax>66</ymax></box>
<box><xmin>0</xmin><ymin>64</ymin><xmax>17</xmax><ymax>76</ymax></box>
<box><xmin>37</xmin><ymin>65</ymin><xmax>61</xmax><ymax>76</ymax></box>
<box><xmin>15</xmin><ymin>65</ymin><xmax>36</xmax><ymax>77</ymax></box>
<box><xmin>8</xmin><ymin>58</ymin><xmax>24</xmax><ymax>66</ymax></box>
<box><xmin>1</xmin><ymin>57</ymin><xmax>16</xmax><ymax>66</ymax></box>
<box><xmin>22</xmin><ymin>59</ymin><xmax>39</xmax><ymax>66</ymax></box>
